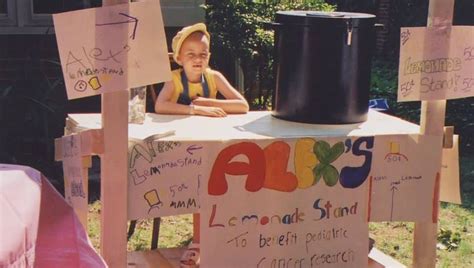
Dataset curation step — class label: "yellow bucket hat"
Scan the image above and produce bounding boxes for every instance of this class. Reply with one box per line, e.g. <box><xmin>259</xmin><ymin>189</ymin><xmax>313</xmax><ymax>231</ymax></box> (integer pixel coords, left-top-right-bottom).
<box><xmin>172</xmin><ymin>23</ymin><xmax>211</xmax><ymax>63</ymax></box>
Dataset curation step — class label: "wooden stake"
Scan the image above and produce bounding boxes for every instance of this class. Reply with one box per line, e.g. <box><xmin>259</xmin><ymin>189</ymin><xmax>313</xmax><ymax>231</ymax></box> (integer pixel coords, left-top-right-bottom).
<box><xmin>78</xmin><ymin>156</ymin><xmax>92</xmax><ymax>229</ymax></box>
<box><xmin>57</xmin><ymin>129</ymin><xmax>94</xmax><ymax>231</ymax></box>
<box><xmin>100</xmin><ymin>0</ymin><xmax>130</xmax><ymax>267</ymax></box>
<box><xmin>443</xmin><ymin>126</ymin><xmax>454</xmax><ymax>149</ymax></box>
<box><xmin>413</xmin><ymin>1</ymin><xmax>454</xmax><ymax>267</ymax></box>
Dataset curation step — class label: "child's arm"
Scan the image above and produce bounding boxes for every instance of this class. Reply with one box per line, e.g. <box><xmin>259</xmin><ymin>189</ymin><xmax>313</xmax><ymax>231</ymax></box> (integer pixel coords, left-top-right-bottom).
<box><xmin>155</xmin><ymin>81</ymin><xmax>227</xmax><ymax>117</ymax></box>
<box><xmin>192</xmin><ymin>70</ymin><xmax>249</xmax><ymax>114</ymax></box>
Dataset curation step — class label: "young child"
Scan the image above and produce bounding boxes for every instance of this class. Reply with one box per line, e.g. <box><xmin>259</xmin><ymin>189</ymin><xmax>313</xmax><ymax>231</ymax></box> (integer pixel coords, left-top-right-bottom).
<box><xmin>155</xmin><ymin>23</ymin><xmax>249</xmax><ymax>267</ymax></box>
<box><xmin>155</xmin><ymin>23</ymin><xmax>249</xmax><ymax>117</ymax></box>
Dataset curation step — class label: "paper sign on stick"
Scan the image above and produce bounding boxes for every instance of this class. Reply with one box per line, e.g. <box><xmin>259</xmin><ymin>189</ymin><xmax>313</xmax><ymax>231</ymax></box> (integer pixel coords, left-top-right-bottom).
<box><xmin>127</xmin><ymin>140</ymin><xmax>205</xmax><ymax>220</ymax></box>
<box><xmin>369</xmin><ymin>135</ymin><xmax>441</xmax><ymax>222</ymax></box>
<box><xmin>440</xmin><ymin>135</ymin><xmax>461</xmax><ymax>204</ymax></box>
<box><xmin>53</xmin><ymin>1</ymin><xmax>171</xmax><ymax>99</ymax></box>
<box><xmin>398</xmin><ymin>26</ymin><xmax>474</xmax><ymax>101</ymax></box>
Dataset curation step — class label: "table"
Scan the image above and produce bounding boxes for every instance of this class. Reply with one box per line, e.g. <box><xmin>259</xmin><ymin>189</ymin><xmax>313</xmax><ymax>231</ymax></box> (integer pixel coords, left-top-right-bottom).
<box><xmin>67</xmin><ymin>110</ymin><xmax>421</xmax><ymax>141</ymax></box>
<box><xmin>0</xmin><ymin>164</ymin><xmax>106</xmax><ymax>267</ymax></box>
<box><xmin>62</xmin><ymin>110</ymin><xmax>440</xmax><ymax>267</ymax></box>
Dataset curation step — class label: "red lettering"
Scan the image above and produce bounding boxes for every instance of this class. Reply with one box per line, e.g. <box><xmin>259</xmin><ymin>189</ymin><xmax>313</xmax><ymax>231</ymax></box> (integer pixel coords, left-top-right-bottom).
<box><xmin>209</xmin><ymin>204</ymin><xmax>224</xmax><ymax>228</ymax></box>
<box><xmin>208</xmin><ymin>142</ymin><xmax>265</xmax><ymax>195</ymax></box>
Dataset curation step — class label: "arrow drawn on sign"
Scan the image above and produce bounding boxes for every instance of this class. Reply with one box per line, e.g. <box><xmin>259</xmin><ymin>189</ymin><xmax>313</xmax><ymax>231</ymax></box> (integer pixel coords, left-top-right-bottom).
<box><xmin>390</xmin><ymin>183</ymin><xmax>399</xmax><ymax>221</ymax></box>
<box><xmin>96</xmin><ymin>13</ymin><xmax>139</xmax><ymax>40</ymax></box>
<box><xmin>186</xmin><ymin>144</ymin><xmax>203</xmax><ymax>155</ymax></box>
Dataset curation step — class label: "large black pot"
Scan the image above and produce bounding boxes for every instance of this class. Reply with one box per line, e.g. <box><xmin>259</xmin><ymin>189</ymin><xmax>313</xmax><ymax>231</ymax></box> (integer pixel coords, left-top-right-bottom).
<box><xmin>272</xmin><ymin>11</ymin><xmax>376</xmax><ymax>124</ymax></box>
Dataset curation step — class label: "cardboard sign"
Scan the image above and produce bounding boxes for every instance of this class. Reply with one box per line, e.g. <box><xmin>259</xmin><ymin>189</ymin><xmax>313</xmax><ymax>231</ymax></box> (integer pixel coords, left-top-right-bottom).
<box><xmin>200</xmin><ymin>138</ymin><xmax>372</xmax><ymax>267</ymax></box>
<box><xmin>368</xmin><ymin>135</ymin><xmax>442</xmax><ymax>221</ymax></box>
<box><xmin>127</xmin><ymin>140</ymin><xmax>205</xmax><ymax>220</ymax></box>
<box><xmin>53</xmin><ymin>1</ymin><xmax>171</xmax><ymax>99</ymax></box>
<box><xmin>440</xmin><ymin>135</ymin><xmax>461</xmax><ymax>204</ymax></box>
<box><xmin>398</xmin><ymin>26</ymin><xmax>474</xmax><ymax>101</ymax></box>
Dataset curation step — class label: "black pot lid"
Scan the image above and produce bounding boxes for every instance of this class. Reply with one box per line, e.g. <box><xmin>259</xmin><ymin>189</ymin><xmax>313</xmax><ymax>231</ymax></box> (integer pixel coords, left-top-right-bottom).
<box><xmin>276</xmin><ymin>11</ymin><xmax>376</xmax><ymax>28</ymax></box>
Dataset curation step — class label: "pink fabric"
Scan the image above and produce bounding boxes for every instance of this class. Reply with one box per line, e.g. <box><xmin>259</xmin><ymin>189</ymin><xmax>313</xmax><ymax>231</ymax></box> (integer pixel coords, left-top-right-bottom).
<box><xmin>0</xmin><ymin>164</ymin><xmax>106</xmax><ymax>268</ymax></box>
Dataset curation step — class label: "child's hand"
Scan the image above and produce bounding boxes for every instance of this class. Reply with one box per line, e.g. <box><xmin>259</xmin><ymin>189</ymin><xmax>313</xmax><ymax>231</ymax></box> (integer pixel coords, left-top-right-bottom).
<box><xmin>191</xmin><ymin>96</ymin><xmax>212</xmax><ymax>106</ymax></box>
<box><xmin>192</xmin><ymin>97</ymin><xmax>227</xmax><ymax>117</ymax></box>
<box><xmin>193</xmin><ymin>105</ymin><xmax>227</xmax><ymax>117</ymax></box>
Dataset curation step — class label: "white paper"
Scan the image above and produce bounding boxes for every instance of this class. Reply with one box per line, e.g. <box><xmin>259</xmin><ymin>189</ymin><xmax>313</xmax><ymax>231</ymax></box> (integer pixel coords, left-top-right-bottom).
<box><xmin>369</xmin><ymin>135</ymin><xmax>442</xmax><ymax>221</ymax></box>
<box><xmin>127</xmin><ymin>140</ymin><xmax>207</xmax><ymax>220</ymax></box>
<box><xmin>398</xmin><ymin>26</ymin><xmax>474</xmax><ymax>101</ymax></box>
<box><xmin>53</xmin><ymin>1</ymin><xmax>171</xmax><ymax>99</ymax></box>
<box><xmin>440</xmin><ymin>135</ymin><xmax>461</xmax><ymax>204</ymax></box>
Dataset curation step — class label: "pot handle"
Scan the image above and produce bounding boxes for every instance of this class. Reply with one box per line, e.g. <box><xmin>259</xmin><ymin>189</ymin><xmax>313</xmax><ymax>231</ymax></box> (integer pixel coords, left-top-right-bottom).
<box><xmin>262</xmin><ymin>22</ymin><xmax>283</xmax><ymax>30</ymax></box>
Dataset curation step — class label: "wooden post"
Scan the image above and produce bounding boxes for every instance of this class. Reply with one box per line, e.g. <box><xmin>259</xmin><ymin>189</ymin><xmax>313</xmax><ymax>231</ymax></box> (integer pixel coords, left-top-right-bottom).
<box><xmin>413</xmin><ymin>0</ymin><xmax>454</xmax><ymax>267</ymax></box>
<box><xmin>100</xmin><ymin>0</ymin><xmax>130</xmax><ymax>267</ymax></box>
<box><xmin>60</xmin><ymin>126</ymin><xmax>95</xmax><ymax>231</ymax></box>
<box><xmin>79</xmin><ymin>156</ymin><xmax>92</xmax><ymax>229</ymax></box>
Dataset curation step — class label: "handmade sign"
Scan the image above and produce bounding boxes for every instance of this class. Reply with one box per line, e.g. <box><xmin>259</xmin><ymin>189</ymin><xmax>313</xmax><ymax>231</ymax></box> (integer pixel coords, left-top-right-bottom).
<box><xmin>368</xmin><ymin>135</ymin><xmax>441</xmax><ymax>221</ymax></box>
<box><xmin>127</xmin><ymin>140</ymin><xmax>206</xmax><ymax>220</ymax></box>
<box><xmin>53</xmin><ymin>1</ymin><xmax>171</xmax><ymax>99</ymax></box>
<box><xmin>61</xmin><ymin>135</ymin><xmax>88</xmax><ymax>222</ymax></box>
<box><xmin>200</xmin><ymin>137</ymin><xmax>373</xmax><ymax>267</ymax></box>
<box><xmin>440</xmin><ymin>135</ymin><xmax>461</xmax><ymax>204</ymax></box>
<box><xmin>398</xmin><ymin>26</ymin><xmax>474</xmax><ymax>101</ymax></box>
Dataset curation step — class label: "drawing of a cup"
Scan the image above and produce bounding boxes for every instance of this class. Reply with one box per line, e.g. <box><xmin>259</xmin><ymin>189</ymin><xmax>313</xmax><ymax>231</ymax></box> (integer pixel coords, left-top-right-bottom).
<box><xmin>389</xmin><ymin>142</ymin><xmax>400</xmax><ymax>154</ymax></box>
<box><xmin>144</xmin><ymin>189</ymin><xmax>163</xmax><ymax>213</ymax></box>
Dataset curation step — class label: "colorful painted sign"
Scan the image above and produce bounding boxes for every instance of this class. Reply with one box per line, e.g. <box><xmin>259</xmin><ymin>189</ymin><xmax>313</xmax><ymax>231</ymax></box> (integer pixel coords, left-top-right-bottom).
<box><xmin>194</xmin><ymin>135</ymin><xmax>442</xmax><ymax>266</ymax></box>
<box><xmin>124</xmin><ymin>133</ymin><xmax>441</xmax><ymax>265</ymax></box>
<box><xmin>398</xmin><ymin>26</ymin><xmax>474</xmax><ymax>101</ymax></box>
<box><xmin>53</xmin><ymin>1</ymin><xmax>171</xmax><ymax>100</ymax></box>
<box><xmin>200</xmin><ymin>137</ymin><xmax>374</xmax><ymax>267</ymax></box>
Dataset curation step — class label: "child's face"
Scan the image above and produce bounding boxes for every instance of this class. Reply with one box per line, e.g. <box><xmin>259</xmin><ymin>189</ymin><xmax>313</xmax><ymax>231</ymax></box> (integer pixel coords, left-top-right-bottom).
<box><xmin>177</xmin><ymin>32</ymin><xmax>210</xmax><ymax>79</ymax></box>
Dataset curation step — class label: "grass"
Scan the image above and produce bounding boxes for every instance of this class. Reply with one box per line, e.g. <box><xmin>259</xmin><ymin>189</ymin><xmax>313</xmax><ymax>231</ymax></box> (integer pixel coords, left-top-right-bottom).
<box><xmin>87</xmin><ymin>156</ymin><xmax>473</xmax><ymax>267</ymax></box>
<box><xmin>87</xmin><ymin>203</ymin><xmax>193</xmax><ymax>252</ymax></box>
<box><xmin>369</xmin><ymin>203</ymin><xmax>473</xmax><ymax>267</ymax></box>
